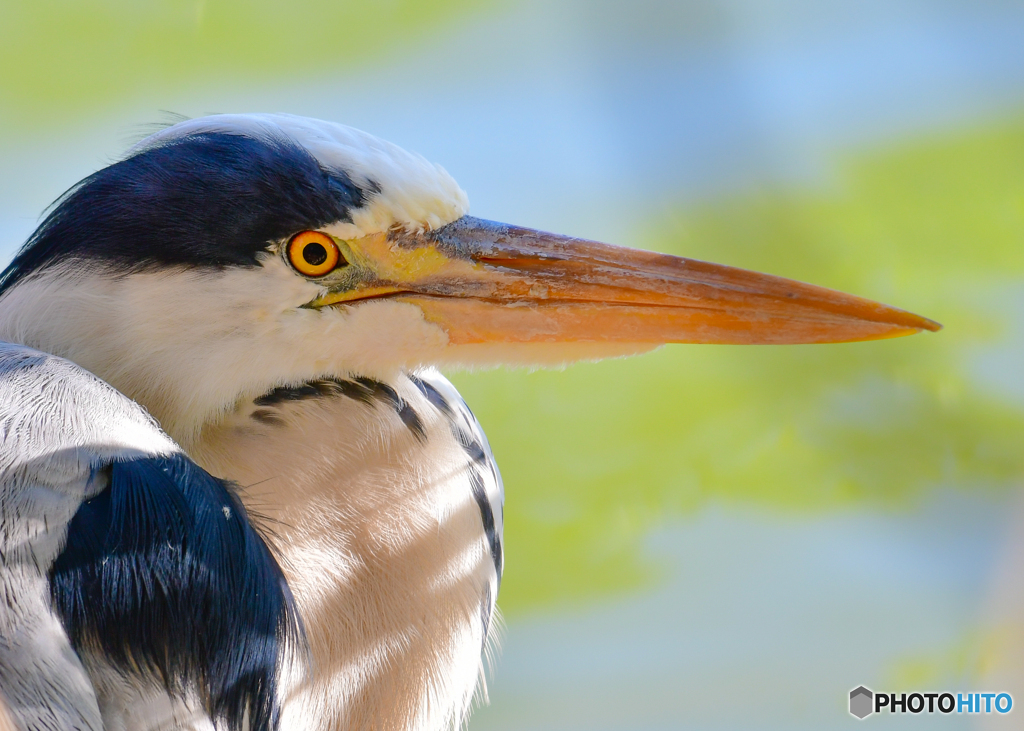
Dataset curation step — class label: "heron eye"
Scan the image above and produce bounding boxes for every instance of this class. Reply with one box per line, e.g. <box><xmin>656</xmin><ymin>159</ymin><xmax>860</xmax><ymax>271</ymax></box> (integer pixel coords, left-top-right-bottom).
<box><xmin>287</xmin><ymin>231</ymin><xmax>344</xmax><ymax>277</ymax></box>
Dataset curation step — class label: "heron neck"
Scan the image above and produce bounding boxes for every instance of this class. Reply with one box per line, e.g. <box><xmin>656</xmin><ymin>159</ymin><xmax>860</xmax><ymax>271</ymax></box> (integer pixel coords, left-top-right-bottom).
<box><xmin>186</xmin><ymin>371</ymin><xmax>500</xmax><ymax>731</ymax></box>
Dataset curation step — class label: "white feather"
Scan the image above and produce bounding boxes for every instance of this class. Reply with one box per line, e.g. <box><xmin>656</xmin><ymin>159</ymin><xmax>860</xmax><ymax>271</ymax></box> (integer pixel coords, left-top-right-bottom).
<box><xmin>193</xmin><ymin>369</ymin><xmax>502</xmax><ymax>731</ymax></box>
<box><xmin>0</xmin><ymin>343</ymin><xmax>179</xmax><ymax>730</ymax></box>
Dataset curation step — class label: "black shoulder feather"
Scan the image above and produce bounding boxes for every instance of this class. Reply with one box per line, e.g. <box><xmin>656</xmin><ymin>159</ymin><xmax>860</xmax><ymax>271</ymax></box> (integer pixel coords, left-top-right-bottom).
<box><xmin>50</xmin><ymin>453</ymin><xmax>303</xmax><ymax>731</ymax></box>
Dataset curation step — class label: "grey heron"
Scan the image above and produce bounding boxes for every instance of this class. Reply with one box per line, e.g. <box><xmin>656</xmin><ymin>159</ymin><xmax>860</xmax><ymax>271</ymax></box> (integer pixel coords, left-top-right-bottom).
<box><xmin>0</xmin><ymin>114</ymin><xmax>939</xmax><ymax>730</ymax></box>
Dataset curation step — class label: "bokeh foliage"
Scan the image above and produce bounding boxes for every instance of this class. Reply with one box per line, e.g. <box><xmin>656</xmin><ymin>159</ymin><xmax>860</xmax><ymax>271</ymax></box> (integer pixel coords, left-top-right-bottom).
<box><xmin>452</xmin><ymin>119</ymin><xmax>1024</xmax><ymax>615</ymax></box>
<box><xmin>0</xmin><ymin>0</ymin><xmax>498</xmax><ymax>133</ymax></box>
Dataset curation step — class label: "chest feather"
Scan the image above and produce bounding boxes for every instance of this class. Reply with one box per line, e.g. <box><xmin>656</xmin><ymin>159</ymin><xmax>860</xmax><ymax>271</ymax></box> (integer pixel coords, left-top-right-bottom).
<box><xmin>190</xmin><ymin>370</ymin><xmax>503</xmax><ymax>731</ymax></box>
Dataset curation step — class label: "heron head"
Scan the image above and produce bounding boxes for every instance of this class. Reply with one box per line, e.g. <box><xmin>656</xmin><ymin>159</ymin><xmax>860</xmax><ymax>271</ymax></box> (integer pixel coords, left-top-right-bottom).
<box><xmin>0</xmin><ymin>113</ymin><xmax>939</xmax><ymax>443</ymax></box>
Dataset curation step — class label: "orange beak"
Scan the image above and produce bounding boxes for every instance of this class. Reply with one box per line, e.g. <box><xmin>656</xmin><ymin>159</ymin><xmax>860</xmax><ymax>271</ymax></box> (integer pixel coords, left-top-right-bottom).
<box><xmin>316</xmin><ymin>216</ymin><xmax>940</xmax><ymax>346</ymax></box>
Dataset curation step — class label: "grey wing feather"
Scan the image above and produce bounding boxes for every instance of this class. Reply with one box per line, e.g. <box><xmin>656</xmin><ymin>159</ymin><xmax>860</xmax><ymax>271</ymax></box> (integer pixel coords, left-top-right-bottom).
<box><xmin>0</xmin><ymin>342</ymin><xmax>177</xmax><ymax>730</ymax></box>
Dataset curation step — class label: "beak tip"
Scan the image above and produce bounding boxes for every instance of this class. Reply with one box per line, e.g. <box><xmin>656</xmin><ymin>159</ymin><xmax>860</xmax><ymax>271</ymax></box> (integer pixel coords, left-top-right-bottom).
<box><xmin>902</xmin><ymin>312</ymin><xmax>942</xmax><ymax>334</ymax></box>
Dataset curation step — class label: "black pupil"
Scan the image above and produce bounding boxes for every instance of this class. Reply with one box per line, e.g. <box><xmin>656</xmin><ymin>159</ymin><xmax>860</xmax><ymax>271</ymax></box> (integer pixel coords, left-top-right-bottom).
<box><xmin>302</xmin><ymin>242</ymin><xmax>328</xmax><ymax>266</ymax></box>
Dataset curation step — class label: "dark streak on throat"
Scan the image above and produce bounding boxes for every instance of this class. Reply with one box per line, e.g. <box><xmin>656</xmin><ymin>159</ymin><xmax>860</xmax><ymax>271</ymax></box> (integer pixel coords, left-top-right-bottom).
<box><xmin>252</xmin><ymin>376</ymin><xmax>426</xmax><ymax>441</ymax></box>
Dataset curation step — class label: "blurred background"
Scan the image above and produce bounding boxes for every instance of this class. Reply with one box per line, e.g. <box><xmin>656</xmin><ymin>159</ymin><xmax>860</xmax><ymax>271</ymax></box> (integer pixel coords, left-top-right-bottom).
<box><xmin>2</xmin><ymin>0</ymin><xmax>1023</xmax><ymax>728</ymax></box>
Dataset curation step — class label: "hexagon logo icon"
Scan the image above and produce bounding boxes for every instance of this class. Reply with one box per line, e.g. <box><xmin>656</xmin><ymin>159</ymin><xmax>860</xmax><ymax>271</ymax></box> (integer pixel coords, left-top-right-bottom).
<box><xmin>850</xmin><ymin>686</ymin><xmax>874</xmax><ymax>719</ymax></box>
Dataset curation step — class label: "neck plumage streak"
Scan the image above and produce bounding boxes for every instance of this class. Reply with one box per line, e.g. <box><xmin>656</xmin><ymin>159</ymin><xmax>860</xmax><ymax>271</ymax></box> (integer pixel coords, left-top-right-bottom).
<box><xmin>193</xmin><ymin>370</ymin><xmax>502</xmax><ymax>731</ymax></box>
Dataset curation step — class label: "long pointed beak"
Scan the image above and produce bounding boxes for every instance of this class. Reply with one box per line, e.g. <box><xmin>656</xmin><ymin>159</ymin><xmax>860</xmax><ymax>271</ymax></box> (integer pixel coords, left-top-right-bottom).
<box><xmin>318</xmin><ymin>216</ymin><xmax>941</xmax><ymax>346</ymax></box>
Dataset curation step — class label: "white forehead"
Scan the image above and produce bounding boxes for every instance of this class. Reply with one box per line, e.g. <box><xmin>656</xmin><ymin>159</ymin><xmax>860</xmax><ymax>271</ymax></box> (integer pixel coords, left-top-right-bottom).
<box><xmin>135</xmin><ymin>113</ymin><xmax>469</xmax><ymax>236</ymax></box>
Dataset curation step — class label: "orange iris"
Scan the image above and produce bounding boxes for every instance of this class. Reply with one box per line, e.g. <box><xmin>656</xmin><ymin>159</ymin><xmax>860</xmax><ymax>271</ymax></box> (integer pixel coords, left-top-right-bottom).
<box><xmin>287</xmin><ymin>231</ymin><xmax>343</xmax><ymax>277</ymax></box>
